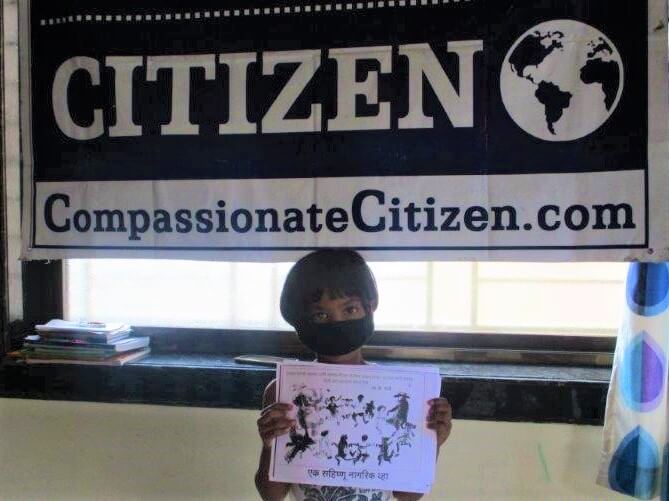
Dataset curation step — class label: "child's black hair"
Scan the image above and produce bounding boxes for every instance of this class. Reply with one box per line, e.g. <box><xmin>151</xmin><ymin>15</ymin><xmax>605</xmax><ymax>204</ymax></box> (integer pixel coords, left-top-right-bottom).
<box><xmin>280</xmin><ymin>249</ymin><xmax>378</xmax><ymax>326</ymax></box>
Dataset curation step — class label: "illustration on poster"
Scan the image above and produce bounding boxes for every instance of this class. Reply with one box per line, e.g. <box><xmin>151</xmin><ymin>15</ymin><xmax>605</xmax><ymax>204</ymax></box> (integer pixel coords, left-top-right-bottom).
<box><xmin>283</xmin><ymin>384</ymin><xmax>418</xmax><ymax>467</ymax></box>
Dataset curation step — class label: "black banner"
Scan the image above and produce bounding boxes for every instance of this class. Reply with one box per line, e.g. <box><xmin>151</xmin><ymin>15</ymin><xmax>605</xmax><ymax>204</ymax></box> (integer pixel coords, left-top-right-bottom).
<box><xmin>21</xmin><ymin>0</ymin><xmax>668</xmax><ymax>259</ymax></box>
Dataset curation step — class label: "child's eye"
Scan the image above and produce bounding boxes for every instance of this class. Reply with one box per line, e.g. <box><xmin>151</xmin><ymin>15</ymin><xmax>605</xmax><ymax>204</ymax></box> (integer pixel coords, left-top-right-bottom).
<box><xmin>345</xmin><ymin>306</ymin><xmax>360</xmax><ymax>315</ymax></box>
<box><xmin>311</xmin><ymin>312</ymin><xmax>328</xmax><ymax>323</ymax></box>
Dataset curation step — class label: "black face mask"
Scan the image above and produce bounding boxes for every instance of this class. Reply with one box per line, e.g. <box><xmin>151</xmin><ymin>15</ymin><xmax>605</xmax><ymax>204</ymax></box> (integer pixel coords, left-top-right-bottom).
<box><xmin>295</xmin><ymin>315</ymin><xmax>375</xmax><ymax>357</ymax></box>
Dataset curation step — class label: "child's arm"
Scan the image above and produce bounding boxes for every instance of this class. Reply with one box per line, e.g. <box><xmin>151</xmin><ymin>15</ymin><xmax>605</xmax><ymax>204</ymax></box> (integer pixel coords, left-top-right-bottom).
<box><xmin>255</xmin><ymin>380</ymin><xmax>294</xmax><ymax>501</ymax></box>
<box><xmin>392</xmin><ymin>398</ymin><xmax>453</xmax><ymax>501</ymax></box>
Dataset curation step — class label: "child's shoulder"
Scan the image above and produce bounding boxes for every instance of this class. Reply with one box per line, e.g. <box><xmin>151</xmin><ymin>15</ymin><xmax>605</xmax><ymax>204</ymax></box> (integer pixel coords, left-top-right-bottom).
<box><xmin>262</xmin><ymin>378</ymin><xmax>277</xmax><ymax>407</ymax></box>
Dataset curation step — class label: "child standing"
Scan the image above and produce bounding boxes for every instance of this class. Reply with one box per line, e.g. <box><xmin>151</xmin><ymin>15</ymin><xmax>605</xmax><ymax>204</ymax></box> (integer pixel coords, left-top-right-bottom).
<box><xmin>255</xmin><ymin>250</ymin><xmax>452</xmax><ymax>501</ymax></box>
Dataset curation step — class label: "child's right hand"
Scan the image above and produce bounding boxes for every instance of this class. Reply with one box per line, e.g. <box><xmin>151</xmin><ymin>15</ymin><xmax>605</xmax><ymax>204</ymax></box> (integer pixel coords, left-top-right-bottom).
<box><xmin>257</xmin><ymin>403</ymin><xmax>296</xmax><ymax>449</ymax></box>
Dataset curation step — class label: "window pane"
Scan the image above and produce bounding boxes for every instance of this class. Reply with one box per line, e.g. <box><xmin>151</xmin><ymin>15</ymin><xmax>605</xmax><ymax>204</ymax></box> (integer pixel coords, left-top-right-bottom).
<box><xmin>477</xmin><ymin>281</ymin><xmax>624</xmax><ymax>333</ymax></box>
<box><xmin>375</xmin><ymin>279</ymin><xmax>427</xmax><ymax>329</ymax></box>
<box><xmin>478</xmin><ymin>262</ymin><xmax>626</xmax><ymax>282</ymax></box>
<box><xmin>370</xmin><ymin>262</ymin><xmax>428</xmax><ymax>279</ymax></box>
<box><xmin>67</xmin><ymin>260</ymin><xmax>235</xmax><ymax>328</ymax></box>
<box><xmin>430</xmin><ymin>263</ymin><xmax>473</xmax><ymax>328</ymax></box>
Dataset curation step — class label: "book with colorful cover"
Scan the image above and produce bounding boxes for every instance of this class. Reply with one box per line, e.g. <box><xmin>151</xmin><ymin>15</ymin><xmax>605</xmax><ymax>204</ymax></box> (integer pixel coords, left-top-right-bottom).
<box><xmin>24</xmin><ymin>335</ymin><xmax>150</xmax><ymax>353</ymax></box>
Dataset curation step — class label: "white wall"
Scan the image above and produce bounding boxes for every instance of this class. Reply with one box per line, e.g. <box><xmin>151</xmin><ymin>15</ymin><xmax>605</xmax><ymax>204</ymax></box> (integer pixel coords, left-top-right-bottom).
<box><xmin>3</xmin><ymin>0</ymin><xmax>23</xmax><ymax>320</ymax></box>
<box><xmin>0</xmin><ymin>398</ymin><xmax>625</xmax><ymax>500</ymax></box>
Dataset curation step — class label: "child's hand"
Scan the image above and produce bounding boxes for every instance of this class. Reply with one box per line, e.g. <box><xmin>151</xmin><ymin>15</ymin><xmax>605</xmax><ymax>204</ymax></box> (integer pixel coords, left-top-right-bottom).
<box><xmin>427</xmin><ymin>398</ymin><xmax>453</xmax><ymax>449</ymax></box>
<box><xmin>257</xmin><ymin>403</ymin><xmax>296</xmax><ymax>449</ymax></box>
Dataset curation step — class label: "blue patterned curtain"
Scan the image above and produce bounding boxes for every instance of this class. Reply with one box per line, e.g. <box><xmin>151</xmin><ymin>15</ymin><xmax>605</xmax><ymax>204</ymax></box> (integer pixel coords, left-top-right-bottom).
<box><xmin>598</xmin><ymin>263</ymin><xmax>669</xmax><ymax>499</ymax></box>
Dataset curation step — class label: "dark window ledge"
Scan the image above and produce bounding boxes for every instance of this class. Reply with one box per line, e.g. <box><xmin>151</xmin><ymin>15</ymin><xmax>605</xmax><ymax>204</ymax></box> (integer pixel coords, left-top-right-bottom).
<box><xmin>0</xmin><ymin>354</ymin><xmax>610</xmax><ymax>425</ymax></box>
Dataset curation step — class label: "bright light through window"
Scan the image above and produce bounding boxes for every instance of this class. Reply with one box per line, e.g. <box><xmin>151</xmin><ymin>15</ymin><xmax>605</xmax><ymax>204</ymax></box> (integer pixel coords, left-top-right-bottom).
<box><xmin>64</xmin><ymin>260</ymin><xmax>627</xmax><ymax>335</ymax></box>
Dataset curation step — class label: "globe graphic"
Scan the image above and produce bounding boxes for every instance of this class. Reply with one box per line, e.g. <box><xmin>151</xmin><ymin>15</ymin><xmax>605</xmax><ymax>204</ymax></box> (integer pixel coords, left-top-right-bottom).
<box><xmin>500</xmin><ymin>20</ymin><xmax>624</xmax><ymax>141</ymax></box>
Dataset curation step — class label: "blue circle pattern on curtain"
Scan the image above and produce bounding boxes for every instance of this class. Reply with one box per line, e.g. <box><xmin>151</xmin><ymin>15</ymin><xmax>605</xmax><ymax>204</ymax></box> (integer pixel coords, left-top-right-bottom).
<box><xmin>620</xmin><ymin>332</ymin><xmax>665</xmax><ymax>412</ymax></box>
<box><xmin>626</xmin><ymin>263</ymin><xmax>669</xmax><ymax>317</ymax></box>
<box><xmin>607</xmin><ymin>263</ymin><xmax>669</xmax><ymax>499</ymax></box>
<box><xmin>609</xmin><ymin>426</ymin><xmax>660</xmax><ymax>499</ymax></box>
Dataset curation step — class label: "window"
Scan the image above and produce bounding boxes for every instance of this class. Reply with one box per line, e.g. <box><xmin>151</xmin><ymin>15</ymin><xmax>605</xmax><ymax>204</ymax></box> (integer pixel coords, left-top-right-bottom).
<box><xmin>64</xmin><ymin>259</ymin><xmax>626</xmax><ymax>336</ymax></box>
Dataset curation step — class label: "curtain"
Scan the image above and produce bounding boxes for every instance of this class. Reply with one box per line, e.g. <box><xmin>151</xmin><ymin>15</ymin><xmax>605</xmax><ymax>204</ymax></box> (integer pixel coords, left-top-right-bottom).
<box><xmin>598</xmin><ymin>263</ymin><xmax>669</xmax><ymax>499</ymax></box>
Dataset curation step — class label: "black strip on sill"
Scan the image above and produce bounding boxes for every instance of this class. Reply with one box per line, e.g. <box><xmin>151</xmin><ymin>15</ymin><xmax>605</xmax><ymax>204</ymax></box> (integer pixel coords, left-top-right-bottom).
<box><xmin>0</xmin><ymin>354</ymin><xmax>610</xmax><ymax>425</ymax></box>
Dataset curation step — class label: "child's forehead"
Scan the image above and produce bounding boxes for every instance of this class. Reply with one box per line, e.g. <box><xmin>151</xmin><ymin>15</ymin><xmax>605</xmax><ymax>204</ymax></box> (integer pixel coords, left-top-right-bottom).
<box><xmin>308</xmin><ymin>289</ymin><xmax>363</xmax><ymax>306</ymax></box>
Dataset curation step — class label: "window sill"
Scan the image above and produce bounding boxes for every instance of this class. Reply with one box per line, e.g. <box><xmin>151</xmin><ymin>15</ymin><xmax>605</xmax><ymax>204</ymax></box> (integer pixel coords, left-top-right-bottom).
<box><xmin>0</xmin><ymin>353</ymin><xmax>610</xmax><ymax>425</ymax></box>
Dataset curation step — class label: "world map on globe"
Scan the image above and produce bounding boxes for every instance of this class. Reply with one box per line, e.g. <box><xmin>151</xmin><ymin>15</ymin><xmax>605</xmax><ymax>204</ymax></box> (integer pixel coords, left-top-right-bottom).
<box><xmin>502</xmin><ymin>23</ymin><xmax>623</xmax><ymax>140</ymax></box>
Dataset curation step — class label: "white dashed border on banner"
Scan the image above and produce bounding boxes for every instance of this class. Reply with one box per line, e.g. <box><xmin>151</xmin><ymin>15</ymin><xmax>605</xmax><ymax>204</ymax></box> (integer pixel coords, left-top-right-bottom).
<box><xmin>39</xmin><ymin>0</ymin><xmax>473</xmax><ymax>26</ymax></box>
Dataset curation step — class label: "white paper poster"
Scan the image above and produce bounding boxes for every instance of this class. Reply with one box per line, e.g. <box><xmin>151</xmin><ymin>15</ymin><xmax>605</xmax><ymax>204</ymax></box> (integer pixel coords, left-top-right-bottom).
<box><xmin>269</xmin><ymin>362</ymin><xmax>442</xmax><ymax>493</ymax></box>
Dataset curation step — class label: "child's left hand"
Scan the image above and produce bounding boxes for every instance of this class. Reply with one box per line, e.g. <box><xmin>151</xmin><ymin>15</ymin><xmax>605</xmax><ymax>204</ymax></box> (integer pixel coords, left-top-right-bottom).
<box><xmin>427</xmin><ymin>398</ymin><xmax>453</xmax><ymax>449</ymax></box>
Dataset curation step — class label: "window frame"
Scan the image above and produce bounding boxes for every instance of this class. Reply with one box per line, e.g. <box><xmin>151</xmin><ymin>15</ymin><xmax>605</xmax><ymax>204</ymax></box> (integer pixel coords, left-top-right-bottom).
<box><xmin>0</xmin><ymin>23</ymin><xmax>7</xmax><ymax>355</ymax></box>
<box><xmin>12</xmin><ymin>258</ymin><xmax>617</xmax><ymax>366</ymax></box>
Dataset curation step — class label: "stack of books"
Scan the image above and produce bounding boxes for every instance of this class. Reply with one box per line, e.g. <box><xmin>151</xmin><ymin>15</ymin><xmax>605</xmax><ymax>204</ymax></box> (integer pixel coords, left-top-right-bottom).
<box><xmin>19</xmin><ymin>319</ymin><xmax>151</xmax><ymax>366</ymax></box>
